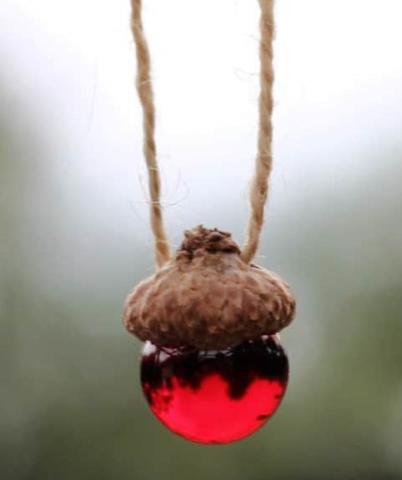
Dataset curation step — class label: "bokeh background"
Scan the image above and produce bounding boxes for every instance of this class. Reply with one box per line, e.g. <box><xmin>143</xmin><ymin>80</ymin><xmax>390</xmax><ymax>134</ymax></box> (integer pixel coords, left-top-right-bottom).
<box><xmin>1</xmin><ymin>0</ymin><xmax>402</xmax><ymax>478</ymax></box>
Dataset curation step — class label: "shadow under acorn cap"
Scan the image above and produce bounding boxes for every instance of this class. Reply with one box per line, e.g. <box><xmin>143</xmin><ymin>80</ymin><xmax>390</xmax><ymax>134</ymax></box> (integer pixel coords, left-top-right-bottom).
<box><xmin>123</xmin><ymin>225</ymin><xmax>295</xmax><ymax>350</ymax></box>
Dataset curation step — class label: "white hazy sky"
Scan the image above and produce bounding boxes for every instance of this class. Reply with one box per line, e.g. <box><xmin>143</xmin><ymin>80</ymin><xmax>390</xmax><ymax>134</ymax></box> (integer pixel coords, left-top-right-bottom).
<box><xmin>1</xmin><ymin>0</ymin><xmax>402</xmax><ymax>240</ymax></box>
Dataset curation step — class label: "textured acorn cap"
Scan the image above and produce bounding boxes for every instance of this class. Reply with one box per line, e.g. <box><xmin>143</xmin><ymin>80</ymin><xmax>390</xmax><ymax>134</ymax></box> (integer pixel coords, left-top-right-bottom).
<box><xmin>123</xmin><ymin>226</ymin><xmax>295</xmax><ymax>350</ymax></box>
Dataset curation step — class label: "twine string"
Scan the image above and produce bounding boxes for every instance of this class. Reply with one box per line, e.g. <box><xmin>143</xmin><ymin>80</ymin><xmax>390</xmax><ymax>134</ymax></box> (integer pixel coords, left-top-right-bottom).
<box><xmin>241</xmin><ymin>0</ymin><xmax>274</xmax><ymax>263</ymax></box>
<box><xmin>131</xmin><ymin>0</ymin><xmax>171</xmax><ymax>268</ymax></box>
<box><xmin>130</xmin><ymin>0</ymin><xmax>275</xmax><ymax>266</ymax></box>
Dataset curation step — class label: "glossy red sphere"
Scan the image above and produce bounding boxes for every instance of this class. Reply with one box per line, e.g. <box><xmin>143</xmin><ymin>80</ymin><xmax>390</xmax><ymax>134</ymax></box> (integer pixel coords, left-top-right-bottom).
<box><xmin>140</xmin><ymin>336</ymin><xmax>289</xmax><ymax>444</ymax></box>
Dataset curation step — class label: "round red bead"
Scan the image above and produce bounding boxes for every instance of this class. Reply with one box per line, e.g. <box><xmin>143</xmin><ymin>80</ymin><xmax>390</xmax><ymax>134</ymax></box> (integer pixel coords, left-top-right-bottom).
<box><xmin>140</xmin><ymin>336</ymin><xmax>289</xmax><ymax>444</ymax></box>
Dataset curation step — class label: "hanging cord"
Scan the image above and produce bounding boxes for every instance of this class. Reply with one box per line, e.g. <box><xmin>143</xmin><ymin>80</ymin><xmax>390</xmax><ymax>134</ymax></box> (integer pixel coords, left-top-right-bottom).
<box><xmin>241</xmin><ymin>0</ymin><xmax>275</xmax><ymax>264</ymax></box>
<box><xmin>131</xmin><ymin>0</ymin><xmax>171</xmax><ymax>268</ymax></box>
<box><xmin>130</xmin><ymin>0</ymin><xmax>275</xmax><ymax>266</ymax></box>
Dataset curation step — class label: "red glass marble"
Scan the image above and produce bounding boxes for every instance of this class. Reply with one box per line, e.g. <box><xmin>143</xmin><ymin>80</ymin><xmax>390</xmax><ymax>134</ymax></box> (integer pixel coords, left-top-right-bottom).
<box><xmin>140</xmin><ymin>335</ymin><xmax>289</xmax><ymax>444</ymax></box>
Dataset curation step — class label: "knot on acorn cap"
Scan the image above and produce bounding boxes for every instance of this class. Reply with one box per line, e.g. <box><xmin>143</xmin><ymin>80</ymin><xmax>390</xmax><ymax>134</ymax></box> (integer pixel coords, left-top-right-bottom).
<box><xmin>179</xmin><ymin>226</ymin><xmax>240</xmax><ymax>258</ymax></box>
<box><xmin>124</xmin><ymin>226</ymin><xmax>295</xmax><ymax>350</ymax></box>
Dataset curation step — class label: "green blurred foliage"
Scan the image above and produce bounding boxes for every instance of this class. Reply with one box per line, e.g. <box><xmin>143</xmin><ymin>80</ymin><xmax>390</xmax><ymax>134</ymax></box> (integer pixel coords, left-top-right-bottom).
<box><xmin>1</xmin><ymin>79</ymin><xmax>402</xmax><ymax>480</ymax></box>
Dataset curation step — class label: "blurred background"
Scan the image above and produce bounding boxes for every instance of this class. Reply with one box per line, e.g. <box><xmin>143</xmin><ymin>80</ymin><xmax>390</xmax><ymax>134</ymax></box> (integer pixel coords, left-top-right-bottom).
<box><xmin>1</xmin><ymin>0</ymin><xmax>402</xmax><ymax>478</ymax></box>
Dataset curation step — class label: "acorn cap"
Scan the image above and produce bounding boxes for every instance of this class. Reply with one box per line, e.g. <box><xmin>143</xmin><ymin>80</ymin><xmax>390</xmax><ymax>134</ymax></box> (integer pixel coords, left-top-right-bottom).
<box><xmin>123</xmin><ymin>226</ymin><xmax>295</xmax><ymax>350</ymax></box>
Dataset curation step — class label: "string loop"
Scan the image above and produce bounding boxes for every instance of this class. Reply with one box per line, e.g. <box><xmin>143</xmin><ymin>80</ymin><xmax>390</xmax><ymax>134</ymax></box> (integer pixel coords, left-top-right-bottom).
<box><xmin>130</xmin><ymin>0</ymin><xmax>275</xmax><ymax>267</ymax></box>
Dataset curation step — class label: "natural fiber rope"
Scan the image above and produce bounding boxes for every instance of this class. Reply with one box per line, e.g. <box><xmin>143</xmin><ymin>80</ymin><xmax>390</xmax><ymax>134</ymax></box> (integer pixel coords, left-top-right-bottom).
<box><xmin>130</xmin><ymin>0</ymin><xmax>275</xmax><ymax>266</ymax></box>
<box><xmin>131</xmin><ymin>0</ymin><xmax>171</xmax><ymax>268</ymax></box>
<box><xmin>241</xmin><ymin>0</ymin><xmax>275</xmax><ymax>264</ymax></box>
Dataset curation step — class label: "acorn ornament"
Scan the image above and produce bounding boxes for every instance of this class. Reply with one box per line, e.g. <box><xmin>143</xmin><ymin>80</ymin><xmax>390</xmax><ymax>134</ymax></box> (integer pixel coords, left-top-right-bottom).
<box><xmin>124</xmin><ymin>226</ymin><xmax>295</xmax><ymax>443</ymax></box>
<box><xmin>126</xmin><ymin>0</ymin><xmax>295</xmax><ymax>444</ymax></box>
